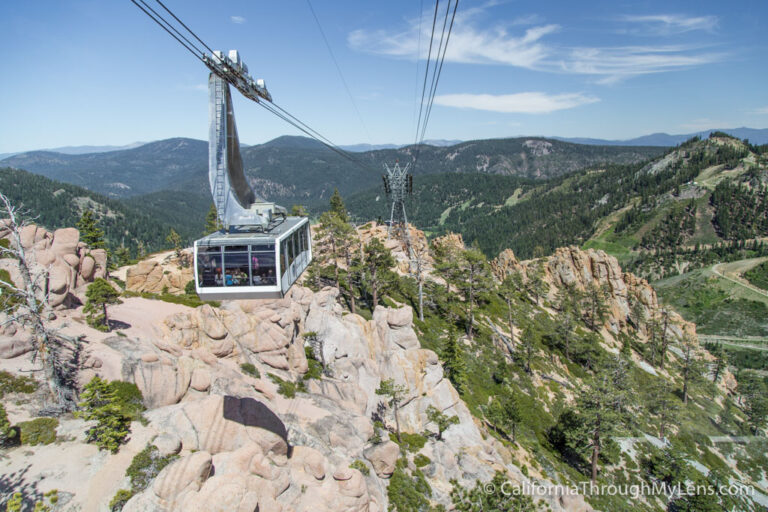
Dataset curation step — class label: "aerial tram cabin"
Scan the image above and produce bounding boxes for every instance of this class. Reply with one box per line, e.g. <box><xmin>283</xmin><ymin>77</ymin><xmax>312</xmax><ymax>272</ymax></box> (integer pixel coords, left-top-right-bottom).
<box><xmin>194</xmin><ymin>217</ymin><xmax>312</xmax><ymax>300</ymax></box>
<box><xmin>191</xmin><ymin>50</ymin><xmax>313</xmax><ymax>300</ymax></box>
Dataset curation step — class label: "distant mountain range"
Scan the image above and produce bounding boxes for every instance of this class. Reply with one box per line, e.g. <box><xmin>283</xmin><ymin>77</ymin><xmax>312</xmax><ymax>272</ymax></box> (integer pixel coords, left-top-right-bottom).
<box><xmin>0</xmin><ymin>135</ymin><xmax>664</xmax><ymax>206</ymax></box>
<box><xmin>339</xmin><ymin>139</ymin><xmax>463</xmax><ymax>152</ymax></box>
<box><xmin>0</xmin><ymin>142</ymin><xmax>146</xmax><ymax>160</ymax></box>
<box><xmin>553</xmin><ymin>127</ymin><xmax>768</xmax><ymax>147</ymax></box>
<box><xmin>2</xmin><ymin>127</ymin><xmax>765</xmax><ymax>161</ymax></box>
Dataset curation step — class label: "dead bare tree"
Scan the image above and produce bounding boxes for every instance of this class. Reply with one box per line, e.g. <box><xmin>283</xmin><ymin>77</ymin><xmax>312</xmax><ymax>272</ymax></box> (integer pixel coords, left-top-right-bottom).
<box><xmin>0</xmin><ymin>192</ymin><xmax>78</xmax><ymax>409</ymax></box>
<box><xmin>410</xmin><ymin>242</ymin><xmax>429</xmax><ymax>322</ymax></box>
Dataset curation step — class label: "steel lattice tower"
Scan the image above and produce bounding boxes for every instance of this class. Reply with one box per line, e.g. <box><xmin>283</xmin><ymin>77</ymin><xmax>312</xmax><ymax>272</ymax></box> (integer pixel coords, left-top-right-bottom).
<box><xmin>382</xmin><ymin>162</ymin><xmax>413</xmax><ymax>243</ymax></box>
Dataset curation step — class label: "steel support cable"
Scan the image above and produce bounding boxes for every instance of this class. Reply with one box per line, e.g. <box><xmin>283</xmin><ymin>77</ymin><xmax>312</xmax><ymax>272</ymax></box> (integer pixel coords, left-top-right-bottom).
<box><xmin>413</xmin><ymin>0</ymin><xmax>458</xmax><ymax>170</ymax></box>
<box><xmin>129</xmin><ymin>0</ymin><xmax>375</xmax><ymax>175</ymax></box>
<box><xmin>305</xmin><ymin>0</ymin><xmax>372</xmax><ymax>143</ymax></box>
<box><xmin>418</xmin><ymin>0</ymin><xmax>452</xmax><ymax>144</ymax></box>
<box><xmin>130</xmin><ymin>0</ymin><xmax>206</xmax><ymax>62</ymax></box>
<box><xmin>419</xmin><ymin>0</ymin><xmax>458</xmax><ymax>144</ymax></box>
<box><xmin>257</xmin><ymin>101</ymin><xmax>375</xmax><ymax>172</ymax></box>
<box><xmin>413</xmin><ymin>0</ymin><xmax>424</xmax><ymax>127</ymax></box>
<box><xmin>134</xmin><ymin>0</ymin><xmax>206</xmax><ymax>59</ymax></box>
<box><xmin>154</xmin><ymin>0</ymin><xmax>215</xmax><ymax>55</ymax></box>
<box><xmin>414</xmin><ymin>0</ymin><xmax>441</xmax><ymax>146</ymax></box>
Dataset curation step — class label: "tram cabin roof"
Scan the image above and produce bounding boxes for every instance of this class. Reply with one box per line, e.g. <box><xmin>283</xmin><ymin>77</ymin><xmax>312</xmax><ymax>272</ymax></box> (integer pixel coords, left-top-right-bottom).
<box><xmin>196</xmin><ymin>217</ymin><xmax>307</xmax><ymax>247</ymax></box>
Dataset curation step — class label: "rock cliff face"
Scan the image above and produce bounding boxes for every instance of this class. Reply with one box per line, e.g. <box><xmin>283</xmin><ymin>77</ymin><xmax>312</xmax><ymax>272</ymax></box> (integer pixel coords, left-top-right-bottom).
<box><xmin>0</xmin><ymin>227</ymin><xmax>619</xmax><ymax>511</ymax></box>
<box><xmin>0</xmin><ymin>224</ymin><xmax>107</xmax><ymax>358</ymax></box>
<box><xmin>0</xmin><ymin>223</ymin><xmax>107</xmax><ymax>308</ymax></box>
<box><xmin>125</xmin><ymin>251</ymin><xmax>193</xmax><ymax>294</ymax></box>
<box><xmin>81</xmin><ymin>286</ymin><xmax>526</xmax><ymax>511</ymax></box>
<box><xmin>491</xmin><ymin>245</ymin><xmax>695</xmax><ymax>343</ymax></box>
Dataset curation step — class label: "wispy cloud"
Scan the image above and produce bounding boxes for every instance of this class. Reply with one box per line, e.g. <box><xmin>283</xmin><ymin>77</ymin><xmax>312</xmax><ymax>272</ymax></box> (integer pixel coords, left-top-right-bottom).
<box><xmin>434</xmin><ymin>92</ymin><xmax>599</xmax><ymax>114</ymax></box>
<box><xmin>754</xmin><ymin>107</ymin><xmax>768</xmax><ymax>115</ymax></box>
<box><xmin>620</xmin><ymin>14</ymin><xmax>718</xmax><ymax>35</ymax></box>
<box><xmin>348</xmin><ymin>5</ymin><xmax>725</xmax><ymax>83</ymax></box>
<box><xmin>231</xmin><ymin>15</ymin><xmax>246</xmax><ymax>24</ymax></box>
<box><xmin>349</xmin><ymin>23</ymin><xmax>558</xmax><ymax>69</ymax></box>
<box><xmin>559</xmin><ymin>45</ymin><xmax>725</xmax><ymax>84</ymax></box>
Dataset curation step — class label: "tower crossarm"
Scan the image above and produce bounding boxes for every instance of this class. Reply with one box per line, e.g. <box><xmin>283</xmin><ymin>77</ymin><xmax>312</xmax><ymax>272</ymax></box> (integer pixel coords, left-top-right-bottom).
<box><xmin>203</xmin><ymin>50</ymin><xmax>272</xmax><ymax>103</ymax></box>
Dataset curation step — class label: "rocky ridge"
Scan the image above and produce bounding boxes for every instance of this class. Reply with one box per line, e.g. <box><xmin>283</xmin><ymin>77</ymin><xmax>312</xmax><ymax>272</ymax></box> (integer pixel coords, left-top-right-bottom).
<box><xmin>1</xmin><ymin>223</ymin><xmax>710</xmax><ymax>511</ymax></box>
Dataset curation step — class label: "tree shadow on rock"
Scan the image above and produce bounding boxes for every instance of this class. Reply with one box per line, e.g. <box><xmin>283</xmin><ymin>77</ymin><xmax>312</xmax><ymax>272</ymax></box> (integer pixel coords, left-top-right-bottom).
<box><xmin>0</xmin><ymin>464</ymin><xmax>44</xmax><ymax>509</ymax></box>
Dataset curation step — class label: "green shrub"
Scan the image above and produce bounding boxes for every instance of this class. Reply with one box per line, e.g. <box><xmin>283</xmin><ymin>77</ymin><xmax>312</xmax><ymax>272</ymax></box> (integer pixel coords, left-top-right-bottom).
<box><xmin>18</xmin><ymin>417</ymin><xmax>58</xmax><ymax>446</ymax></box>
<box><xmin>0</xmin><ymin>402</ymin><xmax>18</xmax><ymax>446</ymax></box>
<box><xmin>240</xmin><ymin>363</ymin><xmax>260</xmax><ymax>378</ymax></box>
<box><xmin>110</xmin><ymin>444</ymin><xmax>179</xmax><ymax>511</ymax></box>
<box><xmin>109</xmin><ymin>489</ymin><xmax>133</xmax><ymax>512</ymax></box>
<box><xmin>302</xmin><ymin>342</ymin><xmax>323</xmax><ymax>381</ymax></box>
<box><xmin>0</xmin><ymin>269</ymin><xmax>22</xmax><ymax>311</ymax></box>
<box><xmin>413</xmin><ymin>454</ymin><xmax>431</xmax><ymax>468</ymax></box>
<box><xmin>184</xmin><ymin>280</ymin><xmax>196</xmax><ymax>295</ymax></box>
<box><xmin>387</xmin><ymin>459</ymin><xmax>431</xmax><ymax>512</ymax></box>
<box><xmin>349</xmin><ymin>459</ymin><xmax>370</xmax><ymax>476</ymax></box>
<box><xmin>451</xmin><ymin>471</ymin><xmax>540</xmax><ymax>511</ymax></box>
<box><xmin>6</xmin><ymin>493</ymin><xmax>22</xmax><ymax>512</ymax></box>
<box><xmin>76</xmin><ymin>376</ymin><xmax>131</xmax><ymax>453</ymax></box>
<box><xmin>0</xmin><ymin>370</ymin><xmax>38</xmax><ymax>397</ymax></box>
<box><xmin>108</xmin><ymin>381</ymin><xmax>145</xmax><ymax>422</ymax></box>
<box><xmin>127</xmin><ymin>444</ymin><xmax>178</xmax><ymax>491</ymax></box>
<box><xmin>268</xmin><ymin>373</ymin><xmax>306</xmax><ymax>398</ymax></box>
<box><xmin>389</xmin><ymin>431</ymin><xmax>427</xmax><ymax>453</ymax></box>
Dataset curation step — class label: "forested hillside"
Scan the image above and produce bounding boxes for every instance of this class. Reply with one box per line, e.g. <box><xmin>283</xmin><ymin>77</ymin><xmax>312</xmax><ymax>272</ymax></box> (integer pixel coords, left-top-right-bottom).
<box><xmin>347</xmin><ymin>133</ymin><xmax>768</xmax><ymax>268</ymax></box>
<box><xmin>0</xmin><ymin>167</ymin><xmax>197</xmax><ymax>255</ymax></box>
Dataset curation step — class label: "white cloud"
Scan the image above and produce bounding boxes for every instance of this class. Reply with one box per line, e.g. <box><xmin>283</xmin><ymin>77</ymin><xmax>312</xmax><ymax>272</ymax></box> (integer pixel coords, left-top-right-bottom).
<box><xmin>347</xmin><ymin>3</ymin><xmax>559</xmax><ymax>70</ymax></box>
<box><xmin>433</xmin><ymin>92</ymin><xmax>599</xmax><ymax>114</ymax></box>
<box><xmin>348</xmin><ymin>5</ymin><xmax>725</xmax><ymax>83</ymax></box>
<box><xmin>620</xmin><ymin>14</ymin><xmax>718</xmax><ymax>35</ymax></box>
<box><xmin>231</xmin><ymin>16</ymin><xmax>246</xmax><ymax>24</ymax></box>
<box><xmin>559</xmin><ymin>45</ymin><xmax>725</xmax><ymax>84</ymax></box>
<box><xmin>754</xmin><ymin>107</ymin><xmax>768</xmax><ymax>115</ymax></box>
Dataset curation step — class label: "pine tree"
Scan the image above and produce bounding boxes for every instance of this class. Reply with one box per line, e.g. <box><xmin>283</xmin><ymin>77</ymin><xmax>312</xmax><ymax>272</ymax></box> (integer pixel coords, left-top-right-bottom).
<box><xmin>578</xmin><ymin>357</ymin><xmax>630</xmax><ymax>483</ymax></box>
<box><xmin>329</xmin><ymin>188</ymin><xmax>348</xmax><ymax>222</ymax></box>
<box><xmin>457</xmin><ymin>247</ymin><xmax>491</xmax><ymax>339</ymax></box>
<box><xmin>375</xmin><ymin>379</ymin><xmax>407</xmax><ymax>442</ymax></box>
<box><xmin>483</xmin><ymin>390</ymin><xmax>522</xmax><ymax>443</ymax></box>
<box><xmin>290</xmin><ymin>204</ymin><xmax>308</xmax><ymax>217</ymax></box>
<box><xmin>77</xmin><ymin>209</ymin><xmax>106</xmax><ymax>249</ymax></box>
<box><xmin>442</xmin><ymin>330</ymin><xmax>467</xmax><ymax>394</ymax></box>
<box><xmin>647</xmin><ymin>380</ymin><xmax>678</xmax><ymax>440</ymax></box>
<box><xmin>582</xmin><ymin>282</ymin><xmax>609</xmax><ymax>332</ymax></box>
<box><xmin>136</xmin><ymin>241</ymin><xmax>147</xmax><ymax>259</ymax></box>
<box><xmin>680</xmin><ymin>333</ymin><xmax>704</xmax><ymax>405</ymax></box>
<box><xmin>84</xmin><ymin>278</ymin><xmax>122</xmax><ymax>332</ymax></box>
<box><xmin>525</xmin><ymin>261</ymin><xmax>548</xmax><ymax>305</ymax></box>
<box><xmin>519</xmin><ymin>324</ymin><xmax>541</xmax><ymax>373</ymax></box>
<box><xmin>166</xmin><ymin>229</ymin><xmax>182</xmax><ymax>258</ymax></box>
<box><xmin>112</xmin><ymin>245</ymin><xmax>132</xmax><ymax>267</ymax></box>
<box><xmin>317</xmin><ymin>211</ymin><xmax>351</xmax><ymax>291</ymax></box>
<box><xmin>361</xmin><ymin>238</ymin><xmax>394</xmax><ymax>309</ymax></box>
<box><xmin>499</xmin><ymin>272</ymin><xmax>523</xmax><ymax>340</ymax></box>
<box><xmin>426</xmin><ymin>405</ymin><xmax>459</xmax><ymax>440</ymax></box>
<box><xmin>204</xmin><ymin>204</ymin><xmax>222</xmax><ymax>235</ymax></box>
<box><xmin>76</xmin><ymin>376</ymin><xmax>131</xmax><ymax>453</ymax></box>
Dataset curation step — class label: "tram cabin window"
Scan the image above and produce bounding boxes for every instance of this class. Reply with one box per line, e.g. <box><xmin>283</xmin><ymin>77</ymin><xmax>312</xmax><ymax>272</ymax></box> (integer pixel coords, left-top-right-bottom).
<box><xmin>250</xmin><ymin>244</ymin><xmax>276</xmax><ymax>285</ymax></box>
<box><xmin>198</xmin><ymin>246</ymin><xmax>223</xmax><ymax>287</ymax></box>
<box><xmin>223</xmin><ymin>246</ymin><xmax>250</xmax><ymax>287</ymax></box>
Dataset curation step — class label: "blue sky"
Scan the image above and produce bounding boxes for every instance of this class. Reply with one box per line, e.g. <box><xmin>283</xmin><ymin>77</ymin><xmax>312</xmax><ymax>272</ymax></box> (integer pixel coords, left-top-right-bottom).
<box><xmin>1</xmin><ymin>0</ymin><xmax>766</xmax><ymax>152</ymax></box>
